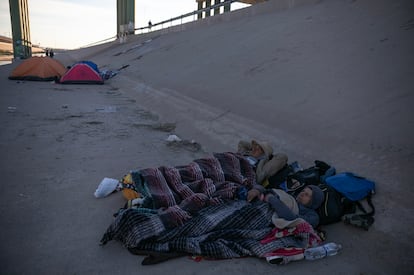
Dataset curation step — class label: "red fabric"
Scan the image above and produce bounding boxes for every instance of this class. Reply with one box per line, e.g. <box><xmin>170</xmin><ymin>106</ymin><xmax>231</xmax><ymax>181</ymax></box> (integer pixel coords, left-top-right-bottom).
<box><xmin>264</xmin><ymin>247</ymin><xmax>305</xmax><ymax>257</ymax></box>
<box><xmin>60</xmin><ymin>63</ymin><xmax>103</xmax><ymax>84</ymax></box>
<box><xmin>261</xmin><ymin>222</ymin><xmax>322</xmax><ymax>248</ymax></box>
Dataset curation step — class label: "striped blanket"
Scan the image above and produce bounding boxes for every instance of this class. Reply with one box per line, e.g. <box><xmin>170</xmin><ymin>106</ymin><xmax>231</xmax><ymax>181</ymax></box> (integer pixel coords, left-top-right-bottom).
<box><xmin>100</xmin><ymin>152</ymin><xmax>318</xmax><ymax>259</ymax></box>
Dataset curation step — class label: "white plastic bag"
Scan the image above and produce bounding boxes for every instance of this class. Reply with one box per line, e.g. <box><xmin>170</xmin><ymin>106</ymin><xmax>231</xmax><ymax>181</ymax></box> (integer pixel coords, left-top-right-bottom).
<box><xmin>166</xmin><ymin>134</ymin><xmax>181</xmax><ymax>142</ymax></box>
<box><xmin>94</xmin><ymin>177</ymin><xmax>119</xmax><ymax>198</ymax></box>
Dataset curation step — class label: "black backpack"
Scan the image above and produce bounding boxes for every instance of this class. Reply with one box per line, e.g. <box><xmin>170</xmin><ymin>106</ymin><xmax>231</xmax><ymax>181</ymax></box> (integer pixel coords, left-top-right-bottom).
<box><xmin>289</xmin><ymin>160</ymin><xmax>332</xmax><ymax>187</ymax></box>
<box><xmin>267</xmin><ymin>160</ymin><xmax>329</xmax><ymax>192</ymax></box>
<box><xmin>317</xmin><ymin>182</ymin><xmax>375</xmax><ymax>229</ymax></box>
<box><xmin>267</xmin><ymin>164</ymin><xmax>291</xmax><ymax>189</ymax></box>
<box><xmin>317</xmin><ymin>183</ymin><xmax>355</xmax><ymax>225</ymax></box>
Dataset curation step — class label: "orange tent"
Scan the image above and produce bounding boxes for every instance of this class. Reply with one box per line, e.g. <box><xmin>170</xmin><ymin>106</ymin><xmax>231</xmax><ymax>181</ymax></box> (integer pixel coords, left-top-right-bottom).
<box><xmin>8</xmin><ymin>56</ymin><xmax>67</xmax><ymax>81</ymax></box>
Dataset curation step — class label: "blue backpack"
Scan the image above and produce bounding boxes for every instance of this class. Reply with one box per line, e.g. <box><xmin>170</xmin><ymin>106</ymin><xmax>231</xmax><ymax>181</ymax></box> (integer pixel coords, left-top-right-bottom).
<box><xmin>325</xmin><ymin>172</ymin><xmax>375</xmax><ymax>202</ymax></box>
<box><xmin>325</xmin><ymin>172</ymin><xmax>376</xmax><ymax>229</ymax></box>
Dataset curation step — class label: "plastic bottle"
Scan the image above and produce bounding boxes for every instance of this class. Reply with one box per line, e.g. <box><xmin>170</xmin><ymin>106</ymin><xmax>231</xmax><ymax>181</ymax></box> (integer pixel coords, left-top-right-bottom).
<box><xmin>290</xmin><ymin>161</ymin><xmax>303</xmax><ymax>173</ymax></box>
<box><xmin>304</xmin><ymin>242</ymin><xmax>342</xmax><ymax>260</ymax></box>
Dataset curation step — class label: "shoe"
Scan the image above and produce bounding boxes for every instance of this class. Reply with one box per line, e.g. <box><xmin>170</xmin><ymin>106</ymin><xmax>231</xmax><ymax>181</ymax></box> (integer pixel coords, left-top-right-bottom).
<box><xmin>343</xmin><ymin>213</ymin><xmax>374</xmax><ymax>231</ymax></box>
<box><xmin>266</xmin><ymin>253</ymin><xmax>304</xmax><ymax>265</ymax></box>
<box><xmin>265</xmin><ymin>247</ymin><xmax>305</xmax><ymax>265</ymax></box>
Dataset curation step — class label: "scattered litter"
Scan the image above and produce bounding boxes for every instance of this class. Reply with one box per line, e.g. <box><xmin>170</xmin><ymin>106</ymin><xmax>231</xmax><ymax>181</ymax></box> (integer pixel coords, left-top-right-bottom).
<box><xmin>94</xmin><ymin>178</ymin><xmax>120</xmax><ymax>198</ymax></box>
<box><xmin>400</xmin><ymin>19</ymin><xmax>414</xmax><ymax>30</ymax></box>
<box><xmin>99</xmin><ymin>65</ymin><xmax>129</xmax><ymax>80</ymax></box>
<box><xmin>100</xmin><ymin>70</ymin><xmax>118</xmax><ymax>80</ymax></box>
<box><xmin>166</xmin><ymin>134</ymin><xmax>182</xmax><ymax>142</ymax></box>
<box><xmin>130</xmin><ymin>197</ymin><xmax>145</xmax><ymax>207</ymax></box>
<box><xmin>118</xmin><ymin>64</ymin><xmax>129</xmax><ymax>70</ymax></box>
<box><xmin>7</xmin><ymin>106</ymin><xmax>16</xmax><ymax>113</ymax></box>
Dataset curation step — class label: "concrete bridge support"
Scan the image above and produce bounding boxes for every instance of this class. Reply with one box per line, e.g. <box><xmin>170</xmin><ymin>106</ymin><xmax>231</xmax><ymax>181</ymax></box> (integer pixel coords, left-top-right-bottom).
<box><xmin>117</xmin><ymin>0</ymin><xmax>135</xmax><ymax>40</ymax></box>
<box><xmin>8</xmin><ymin>0</ymin><xmax>32</xmax><ymax>59</ymax></box>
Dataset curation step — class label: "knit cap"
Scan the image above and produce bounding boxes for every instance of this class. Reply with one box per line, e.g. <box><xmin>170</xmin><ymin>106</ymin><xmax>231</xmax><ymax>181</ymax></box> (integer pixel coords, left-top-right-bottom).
<box><xmin>307</xmin><ymin>185</ymin><xmax>324</xmax><ymax>209</ymax></box>
<box><xmin>251</xmin><ymin>140</ymin><xmax>273</xmax><ymax>158</ymax></box>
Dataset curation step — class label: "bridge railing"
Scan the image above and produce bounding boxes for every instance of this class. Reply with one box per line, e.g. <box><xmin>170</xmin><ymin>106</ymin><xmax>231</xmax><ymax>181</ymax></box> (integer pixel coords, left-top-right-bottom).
<box><xmin>133</xmin><ymin>0</ymin><xmax>239</xmax><ymax>34</ymax></box>
<box><xmin>82</xmin><ymin>0</ymin><xmax>242</xmax><ymax>48</ymax></box>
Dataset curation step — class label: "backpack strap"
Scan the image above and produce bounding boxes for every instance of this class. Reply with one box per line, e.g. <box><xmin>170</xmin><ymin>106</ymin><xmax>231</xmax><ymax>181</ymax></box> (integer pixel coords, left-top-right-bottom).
<box><xmin>355</xmin><ymin>193</ymin><xmax>375</xmax><ymax>216</ymax></box>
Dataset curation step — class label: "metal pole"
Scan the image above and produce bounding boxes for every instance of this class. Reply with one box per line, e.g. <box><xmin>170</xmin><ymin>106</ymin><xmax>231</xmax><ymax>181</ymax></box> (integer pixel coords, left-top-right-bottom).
<box><xmin>197</xmin><ymin>1</ymin><xmax>203</xmax><ymax>20</ymax></box>
<box><xmin>224</xmin><ymin>0</ymin><xmax>231</xmax><ymax>12</ymax></box>
<box><xmin>205</xmin><ymin>0</ymin><xmax>211</xmax><ymax>17</ymax></box>
<box><xmin>214</xmin><ymin>0</ymin><xmax>221</xmax><ymax>15</ymax></box>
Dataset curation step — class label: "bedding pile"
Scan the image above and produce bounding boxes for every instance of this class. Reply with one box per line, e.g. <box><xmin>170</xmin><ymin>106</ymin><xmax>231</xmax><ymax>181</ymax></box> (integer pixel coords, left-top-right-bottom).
<box><xmin>100</xmin><ymin>152</ymin><xmax>320</xmax><ymax>261</ymax></box>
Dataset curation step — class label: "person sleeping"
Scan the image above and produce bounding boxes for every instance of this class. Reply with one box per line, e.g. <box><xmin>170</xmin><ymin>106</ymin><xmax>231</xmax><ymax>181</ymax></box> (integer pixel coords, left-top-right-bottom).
<box><xmin>247</xmin><ymin>184</ymin><xmax>324</xmax><ymax>228</ymax></box>
<box><xmin>237</xmin><ymin>139</ymin><xmax>288</xmax><ymax>186</ymax></box>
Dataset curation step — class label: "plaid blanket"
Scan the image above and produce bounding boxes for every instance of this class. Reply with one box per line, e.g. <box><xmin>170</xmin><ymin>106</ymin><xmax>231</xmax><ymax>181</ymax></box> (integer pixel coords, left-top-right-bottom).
<box><xmin>100</xmin><ymin>152</ymin><xmax>318</xmax><ymax>259</ymax></box>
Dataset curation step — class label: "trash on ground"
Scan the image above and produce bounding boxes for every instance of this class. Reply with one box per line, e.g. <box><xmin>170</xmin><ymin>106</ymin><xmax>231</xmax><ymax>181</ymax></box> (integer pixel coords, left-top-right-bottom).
<box><xmin>94</xmin><ymin>177</ymin><xmax>120</xmax><ymax>198</ymax></box>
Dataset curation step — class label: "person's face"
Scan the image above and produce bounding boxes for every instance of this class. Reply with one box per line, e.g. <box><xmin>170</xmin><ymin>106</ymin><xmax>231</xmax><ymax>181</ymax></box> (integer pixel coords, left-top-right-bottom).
<box><xmin>297</xmin><ymin>187</ymin><xmax>313</xmax><ymax>206</ymax></box>
<box><xmin>251</xmin><ymin>143</ymin><xmax>264</xmax><ymax>158</ymax></box>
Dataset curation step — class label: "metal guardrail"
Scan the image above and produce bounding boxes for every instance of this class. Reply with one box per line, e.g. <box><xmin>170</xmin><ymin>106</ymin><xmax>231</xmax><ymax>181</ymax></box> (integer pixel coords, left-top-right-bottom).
<box><xmin>81</xmin><ymin>0</ymin><xmax>240</xmax><ymax>48</ymax></box>
<box><xmin>80</xmin><ymin>36</ymin><xmax>118</xmax><ymax>48</ymax></box>
<box><xmin>134</xmin><ymin>0</ymin><xmax>238</xmax><ymax>33</ymax></box>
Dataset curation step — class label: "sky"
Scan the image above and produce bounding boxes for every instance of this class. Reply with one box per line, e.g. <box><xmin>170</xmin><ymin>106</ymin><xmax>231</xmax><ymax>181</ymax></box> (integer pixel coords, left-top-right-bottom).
<box><xmin>0</xmin><ymin>0</ymin><xmax>249</xmax><ymax>50</ymax></box>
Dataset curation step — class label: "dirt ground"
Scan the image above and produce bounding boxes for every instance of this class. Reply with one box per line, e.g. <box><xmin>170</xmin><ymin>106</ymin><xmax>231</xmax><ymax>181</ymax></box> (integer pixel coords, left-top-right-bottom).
<box><xmin>1</xmin><ymin>0</ymin><xmax>413</xmax><ymax>274</ymax></box>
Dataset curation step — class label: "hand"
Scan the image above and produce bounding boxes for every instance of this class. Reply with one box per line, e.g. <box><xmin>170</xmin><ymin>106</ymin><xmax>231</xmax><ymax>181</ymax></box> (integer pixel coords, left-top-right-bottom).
<box><xmin>247</xmin><ymin>189</ymin><xmax>261</xmax><ymax>202</ymax></box>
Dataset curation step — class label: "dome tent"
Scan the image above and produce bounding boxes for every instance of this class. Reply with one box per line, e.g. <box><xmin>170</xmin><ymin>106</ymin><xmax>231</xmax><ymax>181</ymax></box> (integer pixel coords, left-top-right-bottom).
<box><xmin>77</xmin><ymin>61</ymin><xmax>99</xmax><ymax>73</ymax></box>
<box><xmin>59</xmin><ymin>62</ymin><xmax>103</xmax><ymax>84</ymax></box>
<box><xmin>8</xmin><ymin>56</ymin><xmax>67</xmax><ymax>81</ymax></box>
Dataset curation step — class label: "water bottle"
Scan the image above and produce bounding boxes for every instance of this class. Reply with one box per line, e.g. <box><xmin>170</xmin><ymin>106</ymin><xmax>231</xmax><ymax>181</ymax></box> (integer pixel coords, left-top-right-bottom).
<box><xmin>304</xmin><ymin>242</ymin><xmax>342</xmax><ymax>260</ymax></box>
<box><xmin>290</xmin><ymin>161</ymin><xmax>303</xmax><ymax>173</ymax></box>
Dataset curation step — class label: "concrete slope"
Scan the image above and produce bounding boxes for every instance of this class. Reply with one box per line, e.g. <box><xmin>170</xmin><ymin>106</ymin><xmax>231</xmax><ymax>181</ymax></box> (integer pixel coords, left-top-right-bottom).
<box><xmin>88</xmin><ymin>0</ymin><xmax>413</xmax><ymax>157</ymax></box>
<box><xmin>88</xmin><ymin>1</ymin><xmax>413</xmax><ymax>181</ymax></box>
<box><xmin>59</xmin><ymin>0</ymin><xmax>414</xmax><ymax>274</ymax></box>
